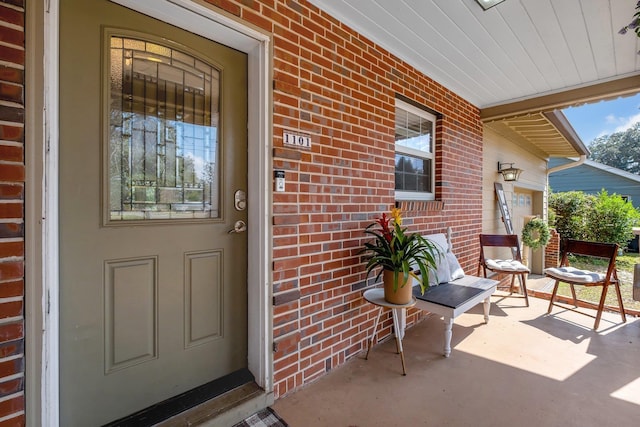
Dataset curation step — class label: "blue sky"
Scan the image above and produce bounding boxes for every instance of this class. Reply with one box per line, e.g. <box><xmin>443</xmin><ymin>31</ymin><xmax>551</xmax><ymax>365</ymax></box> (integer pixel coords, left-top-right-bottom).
<box><xmin>562</xmin><ymin>92</ymin><xmax>640</xmax><ymax>146</ymax></box>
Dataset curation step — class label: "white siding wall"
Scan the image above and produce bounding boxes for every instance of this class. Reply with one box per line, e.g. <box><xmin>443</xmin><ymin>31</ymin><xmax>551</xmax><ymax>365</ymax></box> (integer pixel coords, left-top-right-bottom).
<box><xmin>482</xmin><ymin>127</ymin><xmax>549</xmax><ymax>273</ymax></box>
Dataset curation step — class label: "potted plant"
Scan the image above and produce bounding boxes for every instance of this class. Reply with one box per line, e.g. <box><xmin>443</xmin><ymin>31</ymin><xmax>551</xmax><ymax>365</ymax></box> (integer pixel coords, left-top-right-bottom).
<box><xmin>362</xmin><ymin>208</ymin><xmax>440</xmax><ymax>304</ymax></box>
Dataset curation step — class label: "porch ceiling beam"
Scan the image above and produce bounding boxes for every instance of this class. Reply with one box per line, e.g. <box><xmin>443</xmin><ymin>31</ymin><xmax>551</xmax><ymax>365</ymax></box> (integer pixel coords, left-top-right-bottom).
<box><xmin>481</xmin><ymin>75</ymin><xmax>640</xmax><ymax>122</ymax></box>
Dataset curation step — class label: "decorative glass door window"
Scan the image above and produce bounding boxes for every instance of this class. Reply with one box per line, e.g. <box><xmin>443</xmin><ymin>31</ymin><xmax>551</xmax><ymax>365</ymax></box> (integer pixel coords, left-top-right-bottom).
<box><xmin>108</xmin><ymin>35</ymin><xmax>220</xmax><ymax>221</ymax></box>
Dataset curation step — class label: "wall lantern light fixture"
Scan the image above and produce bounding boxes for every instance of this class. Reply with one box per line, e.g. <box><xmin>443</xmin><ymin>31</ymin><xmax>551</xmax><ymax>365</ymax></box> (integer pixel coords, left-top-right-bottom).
<box><xmin>475</xmin><ymin>0</ymin><xmax>506</xmax><ymax>11</ymax></box>
<box><xmin>498</xmin><ymin>162</ymin><xmax>522</xmax><ymax>182</ymax></box>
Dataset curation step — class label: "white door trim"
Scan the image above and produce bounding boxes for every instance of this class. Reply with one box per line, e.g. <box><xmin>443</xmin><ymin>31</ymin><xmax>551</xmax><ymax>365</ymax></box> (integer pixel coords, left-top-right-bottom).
<box><xmin>41</xmin><ymin>1</ymin><xmax>272</xmax><ymax>424</ymax></box>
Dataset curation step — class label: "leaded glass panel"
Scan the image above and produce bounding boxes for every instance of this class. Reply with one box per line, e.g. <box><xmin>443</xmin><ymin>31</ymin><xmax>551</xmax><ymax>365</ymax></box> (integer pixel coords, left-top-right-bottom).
<box><xmin>108</xmin><ymin>36</ymin><xmax>220</xmax><ymax>221</ymax></box>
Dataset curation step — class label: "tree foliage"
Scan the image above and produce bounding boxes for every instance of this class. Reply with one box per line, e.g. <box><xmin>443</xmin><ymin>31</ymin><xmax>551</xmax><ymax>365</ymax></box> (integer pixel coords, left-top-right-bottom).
<box><xmin>588</xmin><ymin>122</ymin><xmax>640</xmax><ymax>174</ymax></box>
<box><xmin>549</xmin><ymin>190</ymin><xmax>640</xmax><ymax>248</ymax></box>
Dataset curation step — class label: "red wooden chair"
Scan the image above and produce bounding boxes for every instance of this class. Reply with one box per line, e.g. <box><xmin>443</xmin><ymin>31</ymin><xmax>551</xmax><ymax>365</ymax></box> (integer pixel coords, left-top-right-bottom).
<box><xmin>545</xmin><ymin>239</ymin><xmax>626</xmax><ymax>330</ymax></box>
<box><xmin>477</xmin><ymin>234</ymin><xmax>530</xmax><ymax>306</ymax></box>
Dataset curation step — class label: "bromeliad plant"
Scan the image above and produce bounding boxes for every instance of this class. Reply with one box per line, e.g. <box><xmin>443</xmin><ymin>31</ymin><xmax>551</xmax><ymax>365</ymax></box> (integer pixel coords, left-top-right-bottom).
<box><xmin>362</xmin><ymin>208</ymin><xmax>440</xmax><ymax>295</ymax></box>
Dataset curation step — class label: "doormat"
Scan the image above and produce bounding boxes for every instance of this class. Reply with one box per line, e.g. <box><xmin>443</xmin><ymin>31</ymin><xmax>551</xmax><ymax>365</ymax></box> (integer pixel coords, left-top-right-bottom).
<box><xmin>232</xmin><ymin>407</ymin><xmax>288</xmax><ymax>427</ymax></box>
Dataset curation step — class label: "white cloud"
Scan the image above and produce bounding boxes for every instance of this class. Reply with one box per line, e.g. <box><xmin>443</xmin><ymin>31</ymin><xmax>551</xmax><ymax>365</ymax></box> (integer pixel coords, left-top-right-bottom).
<box><xmin>613</xmin><ymin>112</ymin><xmax>640</xmax><ymax>133</ymax></box>
<box><xmin>605</xmin><ymin>114</ymin><xmax>618</xmax><ymax>124</ymax></box>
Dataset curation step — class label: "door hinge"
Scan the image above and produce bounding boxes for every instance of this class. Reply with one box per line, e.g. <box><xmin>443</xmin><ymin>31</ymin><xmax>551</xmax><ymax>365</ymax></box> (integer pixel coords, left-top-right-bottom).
<box><xmin>272</xmin><ymin>342</ymin><xmax>277</xmax><ymax>353</ymax></box>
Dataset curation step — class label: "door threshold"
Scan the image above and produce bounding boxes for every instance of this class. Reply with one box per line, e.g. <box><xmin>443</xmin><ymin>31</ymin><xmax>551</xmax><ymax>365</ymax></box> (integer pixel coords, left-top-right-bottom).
<box><xmin>104</xmin><ymin>369</ymin><xmax>271</xmax><ymax>426</ymax></box>
<box><xmin>157</xmin><ymin>381</ymin><xmax>270</xmax><ymax>426</ymax></box>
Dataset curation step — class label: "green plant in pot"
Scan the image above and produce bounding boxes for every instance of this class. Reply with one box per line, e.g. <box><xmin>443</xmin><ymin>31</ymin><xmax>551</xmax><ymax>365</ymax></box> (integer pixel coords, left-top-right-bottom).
<box><xmin>362</xmin><ymin>208</ymin><xmax>440</xmax><ymax>304</ymax></box>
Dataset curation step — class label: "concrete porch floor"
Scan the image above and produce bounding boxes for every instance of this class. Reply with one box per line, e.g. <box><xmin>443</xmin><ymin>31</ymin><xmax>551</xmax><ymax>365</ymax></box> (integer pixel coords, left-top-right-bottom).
<box><xmin>272</xmin><ymin>292</ymin><xmax>640</xmax><ymax>427</ymax></box>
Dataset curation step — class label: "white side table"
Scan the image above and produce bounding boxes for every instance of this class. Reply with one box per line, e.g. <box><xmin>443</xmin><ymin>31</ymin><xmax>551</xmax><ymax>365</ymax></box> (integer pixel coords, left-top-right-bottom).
<box><xmin>363</xmin><ymin>288</ymin><xmax>416</xmax><ymax>375</ymax></box>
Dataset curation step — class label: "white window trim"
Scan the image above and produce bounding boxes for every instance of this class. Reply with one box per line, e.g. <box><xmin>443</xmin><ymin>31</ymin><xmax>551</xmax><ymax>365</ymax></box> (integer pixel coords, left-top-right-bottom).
<box><xmin>394</xmin><ymin>99</ymin><xmax>436</xmax><ymax>201</ymax></box>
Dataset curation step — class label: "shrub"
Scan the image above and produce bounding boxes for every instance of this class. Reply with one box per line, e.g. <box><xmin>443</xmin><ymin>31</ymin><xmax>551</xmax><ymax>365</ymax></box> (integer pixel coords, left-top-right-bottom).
<box><xmin>585</xmin><ymin>190</ymin><xmax>640</xmax><ymax>248</ymax></box>
<box><xmin>549</xmin><ymin>190</ymin><xmax>640</xmax><ymax>248</ymax></box>
<box><xmin>548</xmin><ymin>191</ymin><xmax>594</xmax><ymax>242</ymax></box>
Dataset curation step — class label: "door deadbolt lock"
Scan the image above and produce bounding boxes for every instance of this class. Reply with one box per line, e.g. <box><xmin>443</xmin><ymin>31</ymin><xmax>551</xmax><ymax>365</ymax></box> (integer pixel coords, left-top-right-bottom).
<box><xmin>234</xmin><ymin>190</ymin><xmax>247</xmax><ymax>211</ymax></box>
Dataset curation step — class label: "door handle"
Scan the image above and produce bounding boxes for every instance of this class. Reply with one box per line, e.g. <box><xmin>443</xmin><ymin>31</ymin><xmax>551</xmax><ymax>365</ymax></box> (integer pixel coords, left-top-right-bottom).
<box><xmin>228</xmin><ymin>220</ymin><xmax>247</xmax><ymax>234</ymax></box>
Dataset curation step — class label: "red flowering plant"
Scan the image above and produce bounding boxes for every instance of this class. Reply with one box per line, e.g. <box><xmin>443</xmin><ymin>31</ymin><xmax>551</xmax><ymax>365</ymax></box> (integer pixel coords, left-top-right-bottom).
<box><xmin>362</xmin><ymin>208</ymin><xmax>440</xmax><ymax>294</ymax></box>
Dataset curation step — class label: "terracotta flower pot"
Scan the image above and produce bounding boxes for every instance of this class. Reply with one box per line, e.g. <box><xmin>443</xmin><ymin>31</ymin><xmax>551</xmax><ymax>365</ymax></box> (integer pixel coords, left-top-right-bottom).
<box><xmin>383</xmin><ymin>269</ymin><xmax>413</xmax><ymax>305</ymax></box>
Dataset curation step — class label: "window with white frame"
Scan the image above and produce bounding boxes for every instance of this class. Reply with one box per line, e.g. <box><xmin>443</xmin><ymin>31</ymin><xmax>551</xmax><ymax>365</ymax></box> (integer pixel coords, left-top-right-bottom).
<box><xmin>394</xmin><ymin>99</ymin><xmax>436</xmax><ymax>201</ymax></box>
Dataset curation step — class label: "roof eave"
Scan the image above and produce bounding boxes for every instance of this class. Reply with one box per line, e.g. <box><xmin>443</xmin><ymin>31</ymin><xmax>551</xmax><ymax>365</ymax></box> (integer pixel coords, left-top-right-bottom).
<box><xmin>543</xmin><ymin>110</ymin><xmax>589</xmax><ymax>157</ymax></box>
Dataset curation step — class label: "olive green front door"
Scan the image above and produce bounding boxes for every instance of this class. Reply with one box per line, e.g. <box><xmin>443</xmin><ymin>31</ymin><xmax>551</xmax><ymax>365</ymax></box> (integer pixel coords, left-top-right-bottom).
<box><xmin>59</xmin><ymin>0</ymin><xmax>248</xmax><ymax>424</ymax></box>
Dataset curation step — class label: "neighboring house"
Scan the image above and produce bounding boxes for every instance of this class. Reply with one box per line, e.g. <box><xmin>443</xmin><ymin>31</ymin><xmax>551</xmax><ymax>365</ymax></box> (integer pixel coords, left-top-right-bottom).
<box><xmin>0</xmin><ymin>0</ymin><xmax>637</xmax><ymax>425</ymax></box>
<box><xmin>548</xmin><ymin>157</ymin><xmax>640</xmax><ymax>252</ymax></box>
<box><xmin>549</xmin><ymin>158</ymin><xmax>640</xmax><ymax>209</ymax></box>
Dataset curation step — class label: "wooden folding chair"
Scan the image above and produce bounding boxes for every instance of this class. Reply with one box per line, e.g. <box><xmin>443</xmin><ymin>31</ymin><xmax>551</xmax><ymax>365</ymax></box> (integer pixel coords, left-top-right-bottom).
<box><xmin>545</xmin><ymin>239</ymin><xmax>626</xmax><ymax>330</ymax></box>
<box><xmin>477</xmin><ymin>234</ymin><xmax>530</xmax><ymax>306</ymax></box>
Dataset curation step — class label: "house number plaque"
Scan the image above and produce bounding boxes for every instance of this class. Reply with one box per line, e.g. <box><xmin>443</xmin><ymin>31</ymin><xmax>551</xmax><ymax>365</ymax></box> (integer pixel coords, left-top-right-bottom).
<box><xmin>283</xmin><ymin>131</ymin><xmax>311</xmax><ymax>149</ymax></box>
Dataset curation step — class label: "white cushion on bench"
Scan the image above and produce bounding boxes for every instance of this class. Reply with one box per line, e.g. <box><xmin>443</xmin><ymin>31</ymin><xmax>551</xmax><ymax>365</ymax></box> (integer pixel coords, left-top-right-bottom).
<box><xmin>422</xmin><ymin>233</ymin><xmax>450</xmax><ymax>285</ymax></box>
<box><xmin>422</xmin><ymin>233</ymin><xmax>465</xmax><ymax>285</ymax></box>
<box><xmin>446</xmin><ymin>251</ymin><xmax>465</xmax><ymax>280</ymax></box>
<box><xmin>485</xmin><ymin>259</ymin><xmax>529</xmax><ymax>272</ymax></box>
<box><xmin>425</xmin><ymin>233</ymin><xmax>451</xmax><ymax>253</ymax></box>
<box><xmin>544</xmin><ymin>266</ymin><xmax>604</xmax><ymax>284</ymax></box>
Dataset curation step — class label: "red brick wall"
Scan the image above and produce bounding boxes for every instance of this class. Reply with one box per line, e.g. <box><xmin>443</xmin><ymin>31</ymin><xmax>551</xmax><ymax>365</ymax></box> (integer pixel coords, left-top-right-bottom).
<box><xmin>545</xmin><ymin>229</ymin><xmax>560</xmax><ymax>268</ymax></box>
<box><xmin>14</xmin><ymin>0</ymin><xmax>483</xmax><ymax>417</ymax></box>
<box><xmin>0</xmin><ymin>0</ymin><xmax>25</xmax><ymax>425</ymax></box>
<box><xmin>201</xmin><ymin>0</ymin><xmax>483</xmax><ymax>397</ymax></box>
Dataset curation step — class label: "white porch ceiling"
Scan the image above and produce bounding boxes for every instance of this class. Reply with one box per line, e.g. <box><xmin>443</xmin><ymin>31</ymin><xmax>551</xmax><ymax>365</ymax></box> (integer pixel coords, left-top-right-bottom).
<box><xmin>308</xmin><ymin>0</ymin><xmax>640</xmax><ymax>110</ymax></box>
